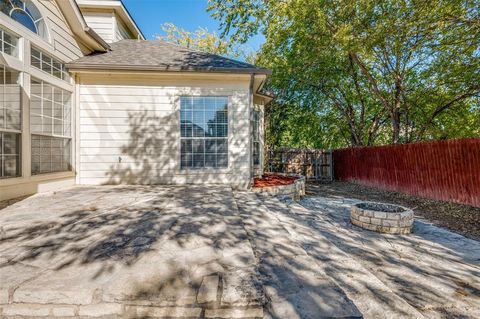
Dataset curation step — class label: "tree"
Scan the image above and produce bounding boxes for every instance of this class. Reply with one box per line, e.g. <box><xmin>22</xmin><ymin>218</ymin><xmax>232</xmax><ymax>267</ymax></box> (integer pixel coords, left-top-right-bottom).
<box><xmin>156</xmin><ymin>22</ymin><xmax>254</xmax><ymax>61</ymax></box>
<box><xmin>208</xmin><ymin>0</ymin><xmax>480</xmax><ymax>147</ymax></box>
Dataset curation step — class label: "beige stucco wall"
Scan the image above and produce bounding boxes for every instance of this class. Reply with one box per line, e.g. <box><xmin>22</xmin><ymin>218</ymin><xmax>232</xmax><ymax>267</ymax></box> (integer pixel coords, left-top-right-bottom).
<box><xmin>76</xmin><ymin>72</ymin><xmax>254</xmax><ymax>189</ymax></box>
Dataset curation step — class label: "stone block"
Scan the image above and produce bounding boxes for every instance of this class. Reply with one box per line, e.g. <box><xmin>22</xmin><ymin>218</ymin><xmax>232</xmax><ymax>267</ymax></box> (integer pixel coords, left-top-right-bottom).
<box><xmin>205</xmin><ymin>307</ymin><xmax>263</xmax><ymax>318</ymax></box>
<box><xmin>2</xmin><ymin>304</ymin><xmax>51</xmax><ymax>317</ymax></box>
<box><xmin>0</xmin><ymin>289</ymin><xmax>9</xmax><ymax>304</ymax></box>
<box><xmin>197</xmin><ymin>275</ymin><xmax>219</xmax><ymax>304</ymax></box>
<box><xmin>358</xmin><ymin>216</ymin><xmax>370</xmax><ymax>223</ymax></box>
<box><xmin>382</xmin><ymin>220</ymin><xmax>399</xmax><ymax>227</ymax></box>
<box><xmin>388</xmin><ymin>213</ymin><xmax>402</xmax><ymax>220</ymax></box>
<box><xmin>374</xmin><ymin>212</ymin><xmax>387</xmax><ymax>219</ymax></box>
<box><xmin>51</xmin><ymin>306</ymin><xmax>76</xmax><ymax>317</ymax></box>
<box><xmin>370</xmin><ymin>218</ymin><xmax>382</xmax><ymax>225</ymax></box>
<box><xmin>78</xmin><ymin>303</ymin><xmax>123</xmax><ymax>317</ymax></box>
<box><xmin>136</xmin><ymin>306</ymin><xmax>202</xmax><ymax>318</ymax></box>
<box><xmin>399</xmin><ymin>219</ymin><xmax>413</xmax><ymax>227</ymax></box>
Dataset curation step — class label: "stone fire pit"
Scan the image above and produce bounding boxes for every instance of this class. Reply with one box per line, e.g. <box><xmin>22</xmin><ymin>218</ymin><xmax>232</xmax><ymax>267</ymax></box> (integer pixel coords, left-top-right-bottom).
<box><xmin>350</xmin><ymin>202</ymin><xmax>414</xmax><ymax>234</ymax></box>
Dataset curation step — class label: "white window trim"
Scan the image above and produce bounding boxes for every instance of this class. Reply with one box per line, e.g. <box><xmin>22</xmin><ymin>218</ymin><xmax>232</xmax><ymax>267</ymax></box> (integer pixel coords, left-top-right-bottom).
<box><xmin>0</xmin><ymin>0</ymin><xmax>51</xmax><ymax>44</ymax></box>
<box><xmin>177</xmin><ymin>95</ymin><xmax>232</xmax><ymax>173</ymax></box>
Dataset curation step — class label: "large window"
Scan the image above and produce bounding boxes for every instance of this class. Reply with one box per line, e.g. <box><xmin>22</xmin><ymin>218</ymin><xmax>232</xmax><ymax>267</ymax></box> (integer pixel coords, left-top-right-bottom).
<box><xmin>0</xmin><ymin>0</ymin><xmax>49</xmax><ymax>41</ymax></box>
<box><xmin>0</xmin><ymin>27</ymin><xmax>19</xmax><ymax>57</ymax></box>
<box><xmin>252</xmin><ymin>110</ymin><xmax>261</xmax><ymax>166</ymax></box>
<box><xmin>31</xmin><ymin>48</ymin><xmax>70</xmax><ymax>82</ymax></box>
<box><xmin>180</xmin><ymin>96</ymin><xmax>228</xmax><ymax>169</ymax></box>
<box><xmin>30</xmin><ymin>78</ymin><xmax>72</xmax><ymax>174</ymax></box>
<box><xmin>0</xmin><ymin>64</ymin><xmax>20</xmax><ymax>178</ymax></box>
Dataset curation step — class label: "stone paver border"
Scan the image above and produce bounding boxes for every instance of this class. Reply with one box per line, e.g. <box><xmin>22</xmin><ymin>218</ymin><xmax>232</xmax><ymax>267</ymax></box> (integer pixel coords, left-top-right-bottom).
<box><xmin>252</xmin><ymin>173</ymin><xmax>305</xmax><ymax>200</ymax></box>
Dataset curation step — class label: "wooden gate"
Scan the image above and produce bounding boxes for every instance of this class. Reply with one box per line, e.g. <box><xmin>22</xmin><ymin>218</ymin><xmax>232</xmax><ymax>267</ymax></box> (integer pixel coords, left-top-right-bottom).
<box><xmin>267</xmin><ymin>148</ymin><xmax>333</xmax><ymax>181</ymax></box>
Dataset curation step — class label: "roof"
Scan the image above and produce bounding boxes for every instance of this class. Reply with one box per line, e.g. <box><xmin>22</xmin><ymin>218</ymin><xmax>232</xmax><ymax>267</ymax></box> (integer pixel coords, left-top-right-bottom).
<box><xmin>66</xmin><ymin>40</ymin><xmax>272</xmax><ymax>75</ymax></box>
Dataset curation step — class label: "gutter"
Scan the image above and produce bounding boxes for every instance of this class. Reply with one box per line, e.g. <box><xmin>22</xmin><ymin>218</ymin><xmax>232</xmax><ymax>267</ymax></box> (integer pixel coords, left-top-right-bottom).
<box><xmin>56</xmin><ymin>0</ymin><xmax>110</xmax><ymax>52</ymax></box>
<box><xmin>85</xmin><ymin>28</ymin><xmax>110</xmax><ymax>51</ymax></box>
<box><xmin>66</xmin><ymin>63</ymin><xmax>272</xmax><ymax>75</ymax></box>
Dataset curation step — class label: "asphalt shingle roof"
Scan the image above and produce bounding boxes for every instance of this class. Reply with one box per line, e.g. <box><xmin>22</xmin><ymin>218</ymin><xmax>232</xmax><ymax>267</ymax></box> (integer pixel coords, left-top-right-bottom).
<box><xmin>67</xmin><ymin>40</ymin><xmax>271</xmax><ymax>74</ymax></box>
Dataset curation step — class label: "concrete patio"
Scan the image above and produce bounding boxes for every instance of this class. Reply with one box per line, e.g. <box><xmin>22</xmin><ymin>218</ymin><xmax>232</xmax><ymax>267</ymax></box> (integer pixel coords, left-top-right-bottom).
<box><xmin>0</xmin><ymin>185</ymin><xmax>479</xmax><ymax>318</ymax></box>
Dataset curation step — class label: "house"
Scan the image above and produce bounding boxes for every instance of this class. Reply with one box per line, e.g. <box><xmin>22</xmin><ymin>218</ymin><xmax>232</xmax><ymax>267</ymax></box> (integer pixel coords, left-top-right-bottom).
<box><xmin>0</xmin><ymin>0</ymin><xmax>272</xmax><ymax>201</ymax></box>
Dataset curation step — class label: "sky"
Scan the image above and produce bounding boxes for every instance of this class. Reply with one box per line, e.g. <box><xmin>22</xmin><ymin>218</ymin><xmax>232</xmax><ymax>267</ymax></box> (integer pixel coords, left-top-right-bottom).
<box><xmin>122</xmin><ymin>0</ymin><xmax>264</xmax><ymax>54</ymax></box>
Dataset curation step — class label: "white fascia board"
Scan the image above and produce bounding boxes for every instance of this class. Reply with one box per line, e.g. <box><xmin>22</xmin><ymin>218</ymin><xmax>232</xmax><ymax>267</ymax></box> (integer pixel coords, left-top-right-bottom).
<box><xmin>56</xmin><ymin>0</ymin><xmax>109</xmax><ymax>52</ymax></box>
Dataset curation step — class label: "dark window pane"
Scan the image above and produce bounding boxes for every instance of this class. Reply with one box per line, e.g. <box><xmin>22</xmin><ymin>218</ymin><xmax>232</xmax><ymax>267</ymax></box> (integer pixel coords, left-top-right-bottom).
<box><xmin>193</xmin><ymin>154</ymin><xmax>204</xmax><ymax>168</ymax></box>
<box><xmin>217</xmin><ymin>154</ymin><xmax>228</xmax><ymax>168</ymax></box>
<box><xmin>31</xmin><ymin>135</ymin><xmax>71</xmax><ymax>175</ymax></box>
<box><xmin>192</xmin><ymin>124</ymin><xmax>205</xmax><ymax>137</ymax></box>
<box><xmin>217</xmin><ymin>140</ymin><xmax>228</xmax><ymax>153</ymax></box>
<box><xmin>181</xmin><ymin>139</ymin><xmax>192</xmax><ymax>154</ymax></box>
<box><xmin>181</xmin><ymin>153</ymin><xmax>192</xmax><ymax>169</ymax></box>
<box><xmin>11</xmin><ymin>9</ymin><xmax>37</xmax><ymax>33</ymax></box>
<box><xmin>192</xmin><ymin>139</ymin><xmax>204</xmax><ymax>153</ymax></box>
<box><xmin>0</xmin><ymin>132</ymin><xmax>20</xmax><ymax>178</ymax></box>
<box><xmin>205</xmin><ymin>154</ymin><xmax>216</xmax><ymax>167</ymax></box>
<box><xmin>205</xmin><ymin>139</ymin><xmax>216</xmax><ymax>153</ymax></box>
<box><xmin>181</xmin><ymin>123</ymin><xmax>192</xmax><ymax>137</ymax></box>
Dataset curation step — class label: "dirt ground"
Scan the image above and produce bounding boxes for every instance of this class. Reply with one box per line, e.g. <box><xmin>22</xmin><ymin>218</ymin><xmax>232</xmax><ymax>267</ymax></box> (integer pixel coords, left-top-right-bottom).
<box><xmin>307</xmin><ymin>181</ymin><xmax>480</xmax><ymax>241</ymax></box>
<box><xmin>0</xmin><ymin>195</ymin><xmax>30</xmax><ymax>211</ymax></box>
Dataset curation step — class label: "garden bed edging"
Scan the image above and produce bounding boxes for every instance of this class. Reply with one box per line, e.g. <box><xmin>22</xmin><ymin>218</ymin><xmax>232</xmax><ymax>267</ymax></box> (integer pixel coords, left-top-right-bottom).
<box><xmin>252</xmin><ymin>174</ymin><xmax>305</xmax><ymax>201</ymax></box>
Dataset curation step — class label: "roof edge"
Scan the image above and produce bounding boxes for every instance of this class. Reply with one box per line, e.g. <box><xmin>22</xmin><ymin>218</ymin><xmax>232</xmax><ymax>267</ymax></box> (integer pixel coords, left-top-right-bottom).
<box><xmin>56</xmin><ymin>0</ymin><xmax>110</xmax><ymax>52</ymax></box>
<box><xmin>66</xmin><ymin>63</ymin><xmax>272</xmax><ymax>75</ymax></box>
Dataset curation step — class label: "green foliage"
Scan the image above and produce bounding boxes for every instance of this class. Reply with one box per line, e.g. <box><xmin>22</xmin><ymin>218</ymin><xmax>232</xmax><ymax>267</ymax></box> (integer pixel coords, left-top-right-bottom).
<box><xmin>209</xmin><ymin>0</ymin><xmax>480</xmax><ymax>149</ymax></box>
<box><xmin>157</xmin><ymin>22</ymin><xmax>255</xmax><ymax>61</ymax></box>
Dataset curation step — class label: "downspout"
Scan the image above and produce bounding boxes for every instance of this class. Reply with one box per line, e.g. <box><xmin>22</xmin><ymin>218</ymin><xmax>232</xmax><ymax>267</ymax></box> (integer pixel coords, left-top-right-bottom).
<box><xmin>249</xmin><ymin>74</ymin><xmax>255</xmax><ymax>184</ymax></box>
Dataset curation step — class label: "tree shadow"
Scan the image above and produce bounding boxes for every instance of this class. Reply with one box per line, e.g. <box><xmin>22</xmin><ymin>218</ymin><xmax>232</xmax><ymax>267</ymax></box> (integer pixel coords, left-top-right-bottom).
<box><xmin>286</xmin><ymin>186</ymin><xmax>480</xmax><ymax>318</ymax></box>
<box><xmin>0</xmin><ymin>185</ymin><xmax>261</xmax><ymax>310</ymax></box>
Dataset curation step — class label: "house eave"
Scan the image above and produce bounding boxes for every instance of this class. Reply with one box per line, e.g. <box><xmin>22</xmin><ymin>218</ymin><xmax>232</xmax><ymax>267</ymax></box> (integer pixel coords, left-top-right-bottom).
<box><xmin>66</xmin><ymin>63</ymin><xmax>272</xmax><ymax>75</ymax></box>
<box><xmin>56</xmin><ymin>0</ymin><xmax>110</xmax><ymax>52</ymax></box>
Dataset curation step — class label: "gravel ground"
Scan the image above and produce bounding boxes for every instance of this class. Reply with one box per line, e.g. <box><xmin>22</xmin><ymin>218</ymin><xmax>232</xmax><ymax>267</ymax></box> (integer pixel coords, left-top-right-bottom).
<box><xmin>307</xmin><ymin>181</ymin><xmax>480</xmax><ymax>241</ymax></box>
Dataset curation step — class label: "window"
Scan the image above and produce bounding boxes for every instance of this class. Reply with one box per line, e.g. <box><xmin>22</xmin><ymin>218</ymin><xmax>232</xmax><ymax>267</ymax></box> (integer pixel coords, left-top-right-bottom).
<box><xmin>31</xmin><ymin>48</ymin><xmax>70</xmax><ymax>82</ymax></box>
<box><xmin>0</xmin><ymin>132</ymin><xmax>20</xmax><ymax>178</ymax></box>
<box><xmin>252</xmin><ymin>110</ymin><xmax>261</xmax><ymax>166</ymax></box>
<box><xmin>0</xmin><ymin>0</ymin><xmax>49</xmax><ymax>41</ymax></box>
<box><xmin>30</xmin><ymin>78</ymin><xmax>72</xmax><ymax>174</ymax></box>
<box><xmin>30</xmin><ymin>78</ymin><xmax>71</xmax><ymax>137</ymax></box>
<box><xmin>31</xmin><ymin>135</ymin><xmax>70</xmax><ymax>175</ymax></box>
<box><xmin>0</xmin><ymin>64</ymin><xmax>21</xmax><ymax>178</ymax></box>
<box><xmin>0</xmin><ymin>27</ymin><xmax>19</xmax><ymax>57</ymax></box>
<box><xmin>180</xmin><ymin>96</ymin><xmax>228</xmax><ymax>169</ymax></box>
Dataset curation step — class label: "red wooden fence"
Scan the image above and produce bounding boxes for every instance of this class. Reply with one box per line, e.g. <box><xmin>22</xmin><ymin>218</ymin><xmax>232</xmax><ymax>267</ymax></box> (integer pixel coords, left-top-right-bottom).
<box><xmin>333</xmin><ymin>138</ymin><xmax>480</xmax><ymax>207</ymax></box>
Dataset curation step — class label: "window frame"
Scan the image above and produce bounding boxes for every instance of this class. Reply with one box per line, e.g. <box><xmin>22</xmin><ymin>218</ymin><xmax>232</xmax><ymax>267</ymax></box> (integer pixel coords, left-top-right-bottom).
<box><xmin>30</xmin><ymin>77</ymin><xmax>72</xmax><ymax>139</ymax></box>
<box><xmin>31</xmin><ymin>47</ymin><xmax>70</xmax><ymax>82</ymax></box>
<box><xmin>0</xmin><ymin>0</ymin><xmax>50</xmax><ymax>42</ymax></box>
<box><xmin>0</xmin><ymin>64</ymin><xmax>21</xmax><ymax>179</ymax></box>
<box><xmin>179</xmin><ymin>96</ymin><xmax>230</xmax><ymax>171</ymax></box>
<box><xmin>0</xmin><ymin>26</ymin><xmax>19</xmax><ymax>57</ymax></box>
<box><xmin>29</xmin><ymin>77</ymin><xmax>72</xmax><ymax>176</ymax></box>
<box><xmin>252</xmin><ymin>109</ymin><xmax>261</xmax><ymax>167</ymax></box>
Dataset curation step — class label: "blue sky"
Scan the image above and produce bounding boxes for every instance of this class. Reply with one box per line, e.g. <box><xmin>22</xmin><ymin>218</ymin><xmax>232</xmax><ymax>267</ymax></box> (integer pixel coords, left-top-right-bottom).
<box><xmin>123</xmin><ymin>0</ymin><xmax>263</xmax><ymax>53</ymax></box>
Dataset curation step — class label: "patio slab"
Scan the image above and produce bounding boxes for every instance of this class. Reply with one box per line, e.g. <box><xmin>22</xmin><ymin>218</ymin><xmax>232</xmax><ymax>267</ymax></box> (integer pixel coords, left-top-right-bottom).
<box><xmin>0</xmin><ymin>185</ymin><xmax>263</xmax><ymax>318</ymax></box>
<box><xmin>257</xmin><ymin>192</ymin><xmax>480</xmax><ymax>318</ymax></box>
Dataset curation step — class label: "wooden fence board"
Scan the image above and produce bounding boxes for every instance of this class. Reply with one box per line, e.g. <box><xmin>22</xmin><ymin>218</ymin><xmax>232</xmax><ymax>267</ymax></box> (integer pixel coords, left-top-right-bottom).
<box><xmin>333</xmin><ymin>138</ymin><xmax>480</xmax><ymax>207</ymax></box>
